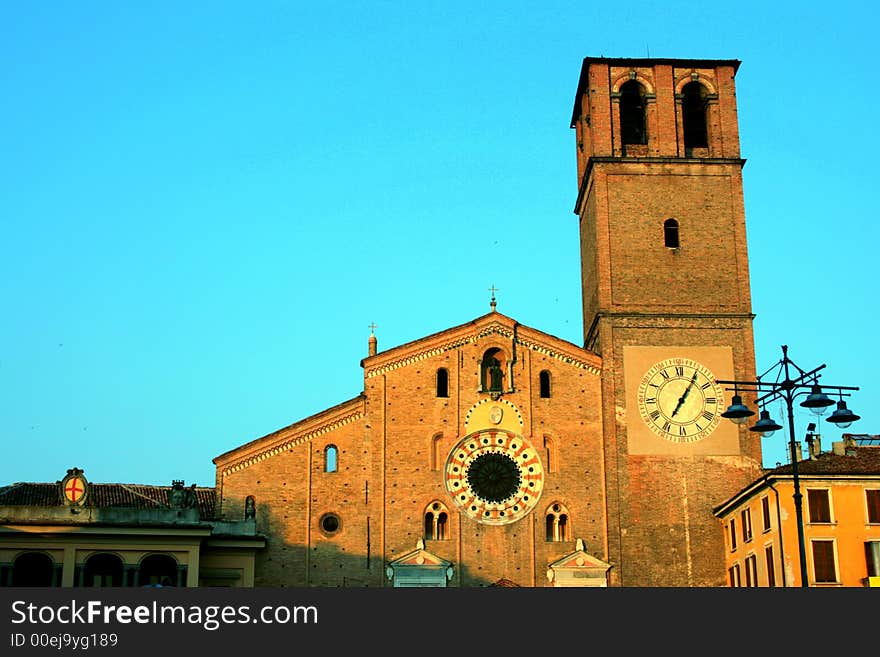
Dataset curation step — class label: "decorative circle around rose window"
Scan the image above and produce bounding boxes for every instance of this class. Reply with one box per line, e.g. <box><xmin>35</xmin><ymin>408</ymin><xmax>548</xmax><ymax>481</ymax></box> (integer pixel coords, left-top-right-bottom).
<box><xmin>444</xmin><ymin>428</ymin><xmax>544</xmax><ymax>526</ymax></box>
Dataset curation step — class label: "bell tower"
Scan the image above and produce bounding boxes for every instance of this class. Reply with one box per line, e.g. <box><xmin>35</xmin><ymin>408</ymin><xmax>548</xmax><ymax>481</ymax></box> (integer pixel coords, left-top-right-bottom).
<box><xmin>570</xmin><ymin>57</ymin><xmax>764</xmax><ymax>586</ymax></box>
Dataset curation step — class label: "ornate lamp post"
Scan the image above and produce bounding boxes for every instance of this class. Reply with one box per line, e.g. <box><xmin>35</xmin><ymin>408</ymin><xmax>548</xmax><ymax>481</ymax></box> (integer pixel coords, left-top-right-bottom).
<box><xmin>717</xmin><ymin>345</ymin><xmax>860</xmax><ymax>587</ymax></box>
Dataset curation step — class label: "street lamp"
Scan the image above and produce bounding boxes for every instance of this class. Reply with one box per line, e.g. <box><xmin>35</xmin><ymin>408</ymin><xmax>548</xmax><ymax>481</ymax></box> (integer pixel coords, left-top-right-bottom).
<box><xmin>717</xmin><ymin>345</ymin><xmax>860</xmax><ymax>587</ymax></box>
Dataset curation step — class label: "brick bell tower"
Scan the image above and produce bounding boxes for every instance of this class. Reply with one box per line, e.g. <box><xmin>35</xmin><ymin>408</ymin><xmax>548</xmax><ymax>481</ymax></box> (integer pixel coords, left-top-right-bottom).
<box><xmin>570</xmin><ymin>57</ymin><xmax>764</xmax><ymax>586</ymax></box>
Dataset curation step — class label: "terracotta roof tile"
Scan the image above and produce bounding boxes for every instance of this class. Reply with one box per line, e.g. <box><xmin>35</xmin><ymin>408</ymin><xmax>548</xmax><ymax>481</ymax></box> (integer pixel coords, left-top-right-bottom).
<box><xmin>0</xmin><ymin>482</ymin><xmax>216</xmax><ymax>519</ymax></box>
<box><xmin>768</xmin><ymin>446</ymin><xmax>880</xmax><ymax>476</ymax></box>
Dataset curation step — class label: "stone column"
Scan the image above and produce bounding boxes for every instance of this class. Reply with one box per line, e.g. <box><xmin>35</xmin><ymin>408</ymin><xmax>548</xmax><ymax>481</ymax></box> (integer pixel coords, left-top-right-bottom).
<box><xmin>176</xmin><ymin>565</ymin><xmax>187</xmax><ymax>587</ymax></box>
<box><xmin>123</xmin><ymin>565</ymin><xmax>139</xmax><ymax>587</ymax></box>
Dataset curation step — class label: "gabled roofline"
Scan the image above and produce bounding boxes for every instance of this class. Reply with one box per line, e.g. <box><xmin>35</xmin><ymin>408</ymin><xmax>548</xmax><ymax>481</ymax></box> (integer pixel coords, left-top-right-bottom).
<box><xmin>360</xmin><ymin>310</ymin><xmax>511</xmax><ymax>369</ymax></box>
<box><xmin>213</xmin><ymin>395</ymin><xmax>365</xmax><ymax>472</ymax></box>
<box><xmin>361</xmin><ymin>311</ymin><xmax>600</xmax><ymax>377</ymax></box>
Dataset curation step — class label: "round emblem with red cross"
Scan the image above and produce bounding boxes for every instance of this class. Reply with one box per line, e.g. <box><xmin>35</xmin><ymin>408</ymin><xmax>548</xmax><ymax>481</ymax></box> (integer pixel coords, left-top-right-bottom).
<box><xmin>60</xmin><ymin>468</ymin><xmax>89</xmax><ymax>506</ymax></box>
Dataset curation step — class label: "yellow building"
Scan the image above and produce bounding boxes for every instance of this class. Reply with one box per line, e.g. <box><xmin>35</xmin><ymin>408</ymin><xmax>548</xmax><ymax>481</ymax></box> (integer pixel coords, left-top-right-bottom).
<box><xmin>713</xmin><ymin>435</ymin><xmax>880</xmax><ymax>587</ymax></box>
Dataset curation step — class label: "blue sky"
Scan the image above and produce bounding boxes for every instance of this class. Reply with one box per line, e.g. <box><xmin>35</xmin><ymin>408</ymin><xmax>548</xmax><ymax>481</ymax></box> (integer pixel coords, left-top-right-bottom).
<box><xmin>2</xmin><ymin>1</ymin><xmax>877</xmax><ymax>487</ymax></box>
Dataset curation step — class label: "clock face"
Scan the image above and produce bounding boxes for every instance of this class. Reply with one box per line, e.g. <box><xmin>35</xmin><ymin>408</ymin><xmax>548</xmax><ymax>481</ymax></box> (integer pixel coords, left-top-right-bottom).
<box><xmin>636</xmin><ymin>357</ymin><xmax>725</xmax><ymax>443</ymax></box>
<box><xmin>444</xmin><ymin>428</ymin><xmax>544</xmax><ymax>526</ymax></box>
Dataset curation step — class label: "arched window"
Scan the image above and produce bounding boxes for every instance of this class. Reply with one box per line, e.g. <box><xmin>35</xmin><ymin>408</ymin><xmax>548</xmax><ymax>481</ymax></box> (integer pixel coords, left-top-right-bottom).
<box><xmin>619</xmin><ymin>79</ymin><xmax>647</xmax><ymax>147</ymax></box>
<box><xmin>539</xmin><ymin>370</ymin><xmax>551</xmax><ymax>398</ymax></box>
<box><xmin>83</xmin><ymin>553</ymin><xmax>124</xmax><ymax>587</ymax></box>
<box><xmin>424</xmin><ymin>501</ymin><xmax>450</xmax><ymax>540</ymax></box>
<box><xmin>682</xmin><ymin>81</ymin><xmax>708</xmax><ymax>150</ymax></box>
<box><xmin>12</xmin><ymin>552</ymin><xmax>54</xmax><ymax>587</ymax></box>
<box><xmin>480</xmin><ymin>348</ymin><xmax>506</xmax><ymax>393</ymax></box>
<box><xmin>664</xmin><ymin>218</ymin><xmax>680</xmax><ymax>249</ymax></box>
<box><xmin>324</xmin><ymin>445</ymin><xmax>338</xmax><ymax>473</ymax></box>
<box><xmin>139</xmin><ymin>554</ymin><xmax>178</xmax><ymax>587</ymax></box>
<box><xmin>545</xmin><ymin>503</ymin><xmax>571</xmax><ymax>542</ymax></box>
<box><xmin>436</xmin><ymin>368</ymin><xmax>449</xmax><ymax>398</ymax></box>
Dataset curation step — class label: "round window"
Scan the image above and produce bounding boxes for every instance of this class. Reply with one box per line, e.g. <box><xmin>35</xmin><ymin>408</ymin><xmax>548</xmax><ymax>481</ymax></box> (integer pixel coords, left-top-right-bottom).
<box><xmin>320</xmin><ymin>513</ymin><xmax>340</xmax><ymax>534</ymax></box>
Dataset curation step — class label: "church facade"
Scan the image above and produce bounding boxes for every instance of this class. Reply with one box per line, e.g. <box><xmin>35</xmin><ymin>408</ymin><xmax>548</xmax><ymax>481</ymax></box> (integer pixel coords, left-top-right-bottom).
<box><xmin>0</xmin><ymin>56</ymin><xmax>770</xmax><ymax>588</ymax></box>
<box><xmin>212</xmin><ymin>56</ymin><xmax>766</xmax><ymax>587</ymax></box>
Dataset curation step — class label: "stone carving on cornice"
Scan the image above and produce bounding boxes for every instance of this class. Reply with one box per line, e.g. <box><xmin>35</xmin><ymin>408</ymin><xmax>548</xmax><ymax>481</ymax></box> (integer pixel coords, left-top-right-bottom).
<box><xmin>364</xmin><ymin>323</ymin><xmax>600</xmax><ymax>378</ymax></box>
<box><xmin>221</xmin><ymin>409</ymin><xmax>363</xmax><ymax>476</ymax></box>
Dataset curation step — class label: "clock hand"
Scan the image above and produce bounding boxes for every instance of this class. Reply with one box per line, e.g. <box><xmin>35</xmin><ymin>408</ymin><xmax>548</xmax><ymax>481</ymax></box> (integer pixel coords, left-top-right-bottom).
<box><xmin>671</xmin><ymin>372</ymin><xmax>699</xmax><ymax>417</ymax></box>
<box><xmin>671</xmin><ymin>394</ymin><xmax>686</xmax><ymax>417</ymax></box>
<box><xmin>680</xmin><ymin>371</ymin><xmax>699</xmax><ymax>402</ymax></box>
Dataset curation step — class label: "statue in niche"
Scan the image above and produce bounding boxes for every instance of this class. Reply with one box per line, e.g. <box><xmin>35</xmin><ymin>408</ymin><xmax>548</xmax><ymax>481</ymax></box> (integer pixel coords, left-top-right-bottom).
<box><xmin>245</xmin><ymin>496</ymin><xmax>256</xmax><ymax>520</ymax></box>
<box><xmin>488</xmin><ymin>359</ymin><xmax>503</xmax><ymax>392</ymax></box>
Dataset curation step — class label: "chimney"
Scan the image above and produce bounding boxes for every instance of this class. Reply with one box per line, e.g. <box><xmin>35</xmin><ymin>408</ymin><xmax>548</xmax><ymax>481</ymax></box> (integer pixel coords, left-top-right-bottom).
<box><xmin>831</xmin><ymin>436</ymin><xmax>858</xmax><ymax>456</ymax></box>
<box><xmin>806</xmin><ymin>433</ymin><xmax>821</xmax><ymax>459</ymax></box>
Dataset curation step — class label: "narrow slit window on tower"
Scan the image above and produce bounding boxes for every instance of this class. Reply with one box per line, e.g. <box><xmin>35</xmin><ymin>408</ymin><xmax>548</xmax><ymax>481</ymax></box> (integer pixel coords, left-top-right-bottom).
<box><xmin>682</xmin><ymin>81</ymin><xmax>708</xmax><ymax>150</ymax></box>
<box><xmin>664</xmin><ymin>218</ymin><xmax>680</xmax><ymax>249</ymax></box>
<box><xmin>436</xmin><ymin>368</ymin><xmax>449</xmax><ymax>398</ymax></box>
<box><xmin>539</xmin><ymin>370</ymin><xmax>551</xmax><ymax>398</ymax></box>
<box><xmin>619</xmin><ymin>79</ymin><xmax>647</xmax><ymax>146</ymax></box>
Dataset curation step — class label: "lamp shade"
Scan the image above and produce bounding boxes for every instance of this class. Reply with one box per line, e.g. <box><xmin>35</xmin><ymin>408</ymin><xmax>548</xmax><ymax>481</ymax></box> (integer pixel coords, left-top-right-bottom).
<box><xmin>826</xmin><ymin>400</ymin><xmax>860</xmax><ymax>428</ymax></box>
<box><xmin>749</xmin><ymin>409</ymin><xmax>782</xmax><ymax>437</ymax></box>
<box><xmin>721</xmin><ymin>394</ymin><xmax>755</xmax><ymax>425</ymax></box>
<box><xmin>800</xmin><ymin>384</ymin><xmax>834</xmax><ymax>415</ymax></box>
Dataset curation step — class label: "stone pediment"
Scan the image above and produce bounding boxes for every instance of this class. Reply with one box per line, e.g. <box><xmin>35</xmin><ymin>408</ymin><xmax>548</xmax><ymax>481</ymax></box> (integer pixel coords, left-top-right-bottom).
<box><xmin>546</xmin><ymin>538</ymin><xmax>612</xmax><ymax>587</ymax></box>
<box><xmin>386</xmin><ymin>539</ymin><xmax>454</xmax><ymax>587</ymax></box>
<box><xmin>388</xmin><ymin>539</ymin><xmax>451</xmax><ymax>568</ymax></box>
